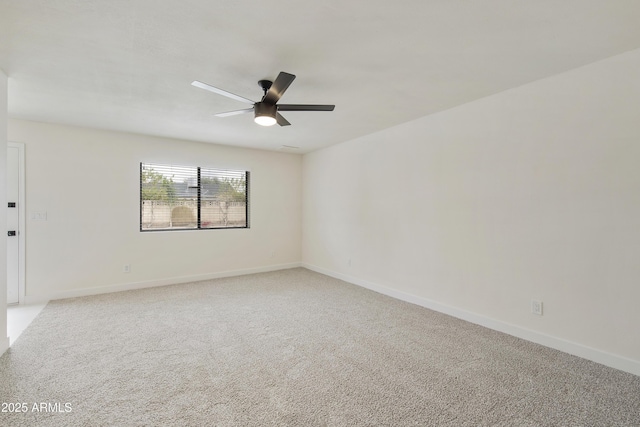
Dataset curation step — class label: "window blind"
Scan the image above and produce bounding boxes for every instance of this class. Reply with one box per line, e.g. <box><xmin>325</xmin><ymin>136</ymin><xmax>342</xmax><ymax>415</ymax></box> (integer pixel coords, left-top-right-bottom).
<box><xmin>140</xmin><ymin>162</ymin><xmax>249</xmax><ymax>231</ymax></box>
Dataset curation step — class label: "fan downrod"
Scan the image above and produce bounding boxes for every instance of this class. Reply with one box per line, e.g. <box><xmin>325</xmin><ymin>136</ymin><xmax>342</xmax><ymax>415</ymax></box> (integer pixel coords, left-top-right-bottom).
<box><xmin>258</xmin><ymin>79</ymin><xmax>273</xmax><ymax>95</ymax></box>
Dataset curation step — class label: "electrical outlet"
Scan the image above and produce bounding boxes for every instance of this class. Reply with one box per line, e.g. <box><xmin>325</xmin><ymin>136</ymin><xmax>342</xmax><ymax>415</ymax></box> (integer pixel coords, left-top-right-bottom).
<box><xmin>123</xmin><ymin>264</ymin><xmax>131</xmax><ymax>273</ymax></box>
<box><xmin>531</xmin><ymin>300</ymin><xmax>543</xmax><ymax>316</ymax></box>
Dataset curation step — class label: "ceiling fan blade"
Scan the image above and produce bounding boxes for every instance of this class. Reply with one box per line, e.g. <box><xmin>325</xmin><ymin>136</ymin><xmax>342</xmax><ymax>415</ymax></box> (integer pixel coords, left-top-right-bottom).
<box><xmin>192</xmin><ymin>80</ymin><xmax>255</xmax><ymax>105</ymax></box>
<box><xmin>262</xmin><ymin>72</ymin><xmax>296</xmax><ymax>104</ymax></box>
<box><xmin>277</xmin><ymin>104</ymin><xmax>335</xmax><ymax>112</ymax></box>
<box><xmin>214</xmin><ymin>108</ymin><xmax>254</xmax><ymax>117</ymax></box>
<box><xmin>276</xmin><ymin>113</ymin><xmax>291</xmax><ymax>126</ymax></box>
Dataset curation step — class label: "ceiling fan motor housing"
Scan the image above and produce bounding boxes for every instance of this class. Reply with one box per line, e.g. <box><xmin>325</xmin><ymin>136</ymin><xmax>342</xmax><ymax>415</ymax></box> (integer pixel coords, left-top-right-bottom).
<box><xmin>254</xmin><ymin>102</ymin><xmax>277</xmax><ymax>117</ymax></box>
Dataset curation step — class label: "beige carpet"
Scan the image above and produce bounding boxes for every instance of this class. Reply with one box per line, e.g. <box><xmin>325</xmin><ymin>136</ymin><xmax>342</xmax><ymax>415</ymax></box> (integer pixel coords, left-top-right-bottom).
<box><xmin>1</xmin><ymin>268</ymin><xmax>639</xmax><ymax>426</ymax></box>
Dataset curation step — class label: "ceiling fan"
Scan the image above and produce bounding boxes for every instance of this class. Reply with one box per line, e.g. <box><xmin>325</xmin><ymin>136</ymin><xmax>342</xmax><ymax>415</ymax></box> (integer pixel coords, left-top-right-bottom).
<box><xmin>191</xmin><ymin>71</ymin><xmax>335</xmax><ymax>127</ymax></box>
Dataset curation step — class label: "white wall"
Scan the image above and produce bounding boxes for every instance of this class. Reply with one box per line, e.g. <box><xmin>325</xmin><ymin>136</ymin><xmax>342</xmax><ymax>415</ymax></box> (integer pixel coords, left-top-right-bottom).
<box><xmin>8</xmin><ymin>119</ymin><xmax>302</xmax><ymax>300</ymax></box>
<box><xmin>0</xmin><ymin>70</ymin><xmax>8</xmax><ymax>355</ymax></box>
<box><xmin>302</xmin><ymin>49</ymin><xmax>640</xmax><ymax>375</ymax></box>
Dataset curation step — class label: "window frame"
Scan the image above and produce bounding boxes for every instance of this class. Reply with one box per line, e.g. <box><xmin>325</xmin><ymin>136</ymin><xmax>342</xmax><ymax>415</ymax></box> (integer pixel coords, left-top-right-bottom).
<box><xmin>139</xmin><ymin>162</ymin><xmax>250</xmax><ymax>232</ymax></box>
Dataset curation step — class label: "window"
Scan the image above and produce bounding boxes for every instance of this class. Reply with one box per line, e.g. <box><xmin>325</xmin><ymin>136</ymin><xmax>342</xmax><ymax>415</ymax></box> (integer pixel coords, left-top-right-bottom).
<box><xmin>140</xmin><ymin>162</ymin><xmax>249</xmax><ymax>231</ymax></box>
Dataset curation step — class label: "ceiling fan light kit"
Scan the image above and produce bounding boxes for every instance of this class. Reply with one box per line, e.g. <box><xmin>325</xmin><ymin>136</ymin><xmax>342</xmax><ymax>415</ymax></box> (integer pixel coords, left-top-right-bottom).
<box><xmin>192</xmin><ymin>71</ymin><xmax>335</xmax><ymax>127</ymax></box>
<box><xmin>253</xmin><ymin>102</ymin><xmax>277</xmax><ymax>126</ymax></box>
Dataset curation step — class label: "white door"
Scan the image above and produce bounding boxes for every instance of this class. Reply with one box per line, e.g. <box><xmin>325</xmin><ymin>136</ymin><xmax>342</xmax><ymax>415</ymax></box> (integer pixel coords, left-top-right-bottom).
<box><xmin>7</xmin><ymin>145</ymin><xmax>20</xmax><ymax>304</ymax></box>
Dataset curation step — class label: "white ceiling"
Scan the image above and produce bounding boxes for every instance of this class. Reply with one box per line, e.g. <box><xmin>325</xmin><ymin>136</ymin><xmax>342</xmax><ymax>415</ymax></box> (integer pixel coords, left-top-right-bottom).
<box><xmin>2</xmin><ymin>1</ymin><xmax>640</xmax><ymax>153</ymax></box>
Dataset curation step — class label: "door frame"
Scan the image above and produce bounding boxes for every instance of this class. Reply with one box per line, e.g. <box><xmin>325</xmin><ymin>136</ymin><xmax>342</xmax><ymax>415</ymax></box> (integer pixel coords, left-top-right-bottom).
<box><xmin>8</xmin><ymin>142</ymin><xmax>25</xmax><ymax>304</ymax></box>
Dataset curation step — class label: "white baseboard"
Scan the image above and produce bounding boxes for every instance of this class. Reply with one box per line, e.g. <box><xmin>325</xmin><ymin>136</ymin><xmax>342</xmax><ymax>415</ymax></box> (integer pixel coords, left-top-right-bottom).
<box><xmin>24</xmin><ymin>263</ymin><xmax>302</xmax><ymax>304</ymax></box>
<box><xmin>0</xmin><ymin>336</ymin><xmax>9</xmax><ymax>356</ymax></box>
<box><xmin>302</xmin><ymin>263</ymin><xmax>640</xmax><ymax>378</ymax></box>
